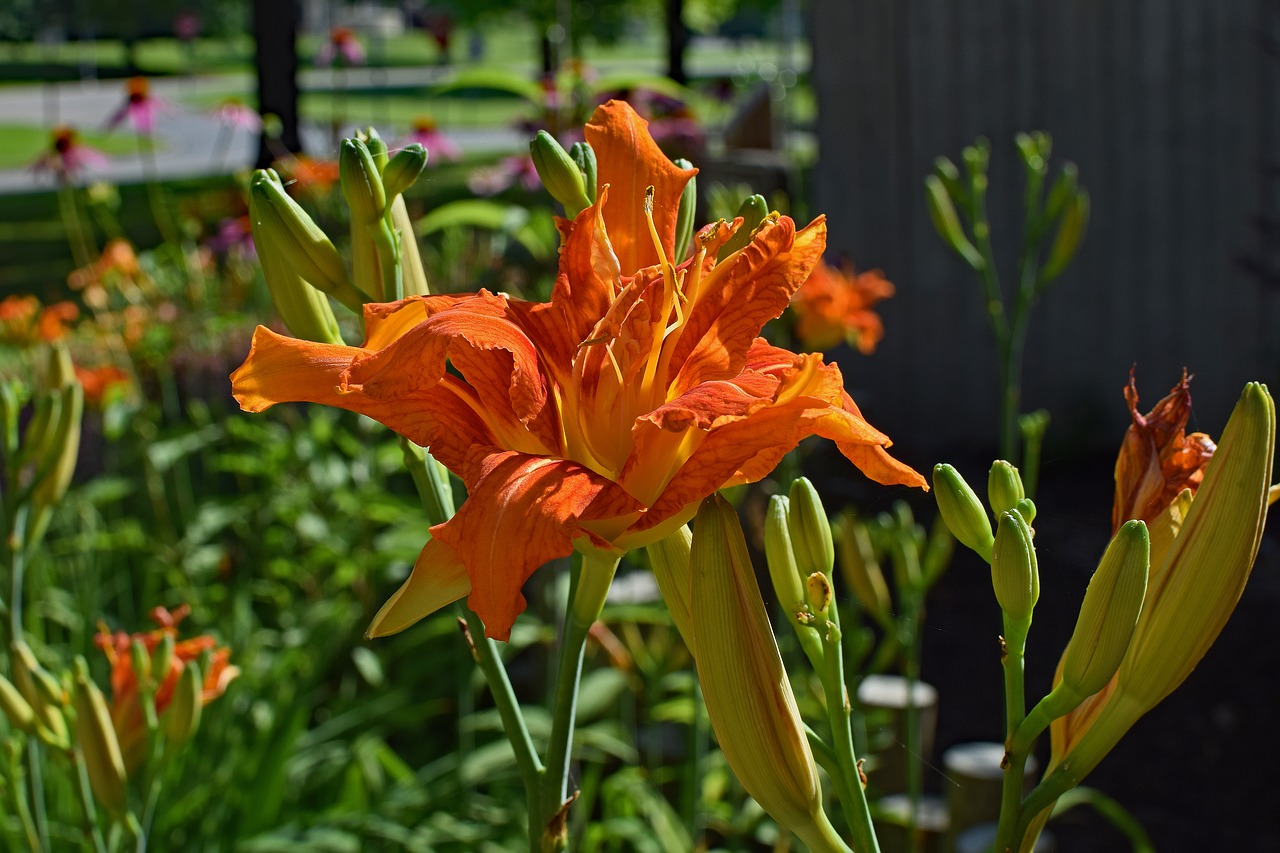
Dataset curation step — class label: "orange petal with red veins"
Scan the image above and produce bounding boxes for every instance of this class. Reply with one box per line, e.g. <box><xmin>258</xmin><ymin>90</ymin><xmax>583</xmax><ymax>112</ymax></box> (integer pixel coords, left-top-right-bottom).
<box><xmin>433</xmin><ymin>449</ymin><xmax>644</xmax><ymax>640</ymax></box>
<box><xmin>667</xmin><ymin>216</ymin><xmax>826</xmax><ymax>397</ymax></box>
<box><xmin>551</xmin><ymin>187</ymin><xmax>622</xmax><ymax>347</ymax></box>
<box><xmin>366</xmin><ymin>538</ymin><xmax>471</xmax><ymax>637</ymax></box>
<box><xmin>585</xmin><ymin>100</ymin><xmax>697</xmax><ymax>273</ymax></box>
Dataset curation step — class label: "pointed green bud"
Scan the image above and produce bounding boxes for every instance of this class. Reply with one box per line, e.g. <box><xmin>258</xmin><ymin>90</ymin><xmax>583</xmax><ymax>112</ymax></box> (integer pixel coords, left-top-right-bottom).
<box><xmin>787</xmin><ymin>477</ymin><xmax>835</xmax><ymax>578</ymax></box>
<box><xmin>932</xmin><ymin>464</ymin><xmax>995</xmax><ymax>562</ymax></box>
<box><xmin>835</xmin><ymin>512</ymin><xmax>892</xmax><ymax>622</ymax></box>
<box><xmin>0</xmin><ymin>674</ymin><xmax>38</xmax><ymax>735</ymax></box>
<box><xmin>72</xmin><ymin>657</ymin><xmax>127</xmax><ymax>814</ymax></box>
<box><xmin>991</xmin><ymin>510</ymin><xmax>1039</xmax><ymax>626</ymax></box>
<box><xmin>390</xmin><ymin>195</ymin><xmax>430</xmax><ymax>297</ymax></box>
<box><xmin>360</xmin><ymin>127</ymin><xmax>388</xmax><ymax>172</ymax></box>
<box><xmin>150</xmin><ymin>634</ymin><xmax>174</xmax><ymax>688</ymax></box>
<box><xmin>11</xmin><ymin>641</ymin><xmax>69</xmax><ymax>748</ymax></box>
<box><xmin>764</xmin><ymin>495</ymin><xmax>807</xmax><ymax>617</ymax></box>
<box><xmin>1040</xmin><ymin>188</ymin><xmax>1089</xmax><ymax>284</ymax></box>
<box><xmin>933</xmin><ymin>155</ymin><xmax>966</xmax><ymax>204</ymax></box>
<box><xmin>925</xmin><ymin>175</ymin><xmax>984</xmax><ymax>270</ymax></box>
<box><xmin>161</xmin><ymin>661</ymin><xmax>203</xmax><ymax>746</ymax></box>
<box><xmin>382</xmin><ymin>143</ymin><xmax>428</xmax><ymax>200</ymax></box>
<box><xmin>720</xmin><ymin>194</ymin><xmax>769</xmax><ymax>258</ymax></box>
<box><xmin>340</xmin><ymin>137</ymin><xmax>388</xmax><ymax>225</ymax></box>
<box><xmin>30</xmin><ymin>346</ymin><xmax>82</xmax><ymax>532</ymax></box>
<box><xmin>805</xmin><ymin>572</ymin><xmax>832</xmax><ymax>616</ymax></box>
<box><xmin>645</xmin><ymin>525</ymin><xmax>695</xmax><ymax>652</ymax></box>
<box><xmin>1042</xmin><ymin>162</ymin><xmax>1079</xmax><ymax>225</ymax></box>
<box><xmin>569</xmin><ymin>141</ymin><xmax>597</xmax><ymax>204</ymax></box>
<box><xmin>673</xmin><ymin>158</ymin><xmax>697</xmax><ymax>261</ymax></box>
<box><xmin>1060</xmin><ymin>520</ymin><xmax>1149</xmax><ymax>700</ymax></box>
<box><xmin>1014</xmin><ymin>497</ymin><xmax>1037</xmax><ymax>525</ymax></box>
<box><xmin>530</xmin><ymin>131</ymin><xmax>592</xmax><ymax>217</ymax></box>
<box><xmin>988</xmin><ymin>460</ymin><xmax>1026</xmax><ymax>515</ymax></box>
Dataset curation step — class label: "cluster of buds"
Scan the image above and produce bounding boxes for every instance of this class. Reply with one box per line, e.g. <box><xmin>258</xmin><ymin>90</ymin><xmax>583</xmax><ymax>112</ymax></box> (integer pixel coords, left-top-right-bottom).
<box><xmin>764</xmin><ymin>478</ymin><xmax>841</xmax><ymax>666</ymax></box>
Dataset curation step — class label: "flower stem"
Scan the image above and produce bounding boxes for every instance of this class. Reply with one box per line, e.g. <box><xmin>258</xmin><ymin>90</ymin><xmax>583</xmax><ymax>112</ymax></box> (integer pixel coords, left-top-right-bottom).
<box><xmin>993</xmin><ymin>619</ymin><xmax>1030</xmax><ymax>851</ymax></box>
<box><xmin>72</xmin><ymin>748</ymin><xmax>109</xmax><ymax>853</ymax></box>
<box><xmin>820</xmin><ymin>603</ymin><xmax>880</xmax><ymax>853</ymax></box>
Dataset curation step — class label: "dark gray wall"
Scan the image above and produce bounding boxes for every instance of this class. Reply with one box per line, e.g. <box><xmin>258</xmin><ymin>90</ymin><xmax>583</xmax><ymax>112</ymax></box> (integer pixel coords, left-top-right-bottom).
<box><xmin>813</xmin><ymin>0</ymin><xmax>1280</xmax><ymax>464</ymax></box>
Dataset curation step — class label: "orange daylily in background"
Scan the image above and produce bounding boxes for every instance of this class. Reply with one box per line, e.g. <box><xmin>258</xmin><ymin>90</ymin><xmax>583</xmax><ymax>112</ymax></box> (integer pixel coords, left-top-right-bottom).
<box><xmin>1111</xmin><ymin>368</ymin><xmax>1216</xmax><ymax>533</ymax></box>
<box><xmin>75</xmin><ymin>364</ymin><xmax>132</xmax><ymax>405</ymax></box>
<box><xmin>95</xmin><ymin>605</ymin><xmax>239</xmax><ymax>771</ymax></box>
<box><xmin>0</xmin><ymin>295</ymin><xmax>79</xmax><ymax>346</ymax></box>
<box><xmin>231</xmin><ymin>100</ymin><xmax>925</xmax><ymax>641</ymax></box>
<box><xmin>790</xmin><ymin>260</ymin><xmax>895</xmax><ymax>354</ymax></box>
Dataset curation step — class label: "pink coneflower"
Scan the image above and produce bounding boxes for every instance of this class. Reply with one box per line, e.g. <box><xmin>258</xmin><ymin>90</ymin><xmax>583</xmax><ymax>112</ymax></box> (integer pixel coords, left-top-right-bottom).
<box><xmin>316</xmin><ymin>26</ymin><xmax>366</xmax><ymax>67</ymax></box>
<box><xmin>108</xmin><ymin>77</ymin><xmax>165</xmax><ymax>134</ymax></box>
<box><xmin>32</xmin><ymin>126</ymin><xmax>108</xmax><ymax>181</ymax></box>
<box><xmin>215</xmin><ymin>98</ymin><xmax>262</xmax><ymax>132</ymax></box>
<box><xmin>466</xmin><ymin>154</ymin><xmax>540</xmax><ymax>196</ymax></box>
<box><xmin>403</xmin><ymin>116</ymin><xmax>460</xmax><ymax>162</ymax></box>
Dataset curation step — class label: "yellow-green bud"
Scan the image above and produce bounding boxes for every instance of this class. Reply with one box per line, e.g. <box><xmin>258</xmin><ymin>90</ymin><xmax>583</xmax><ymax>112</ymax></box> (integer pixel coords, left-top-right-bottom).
<box><xmin>787</xmin><ymin>477</ymin><xmax>835</xmax><ymax>578</ymax></box>
<box><xmin>530</xmin><ymin>130</ymin><xmax>592</xmax><ymax>217</ymax></box>
<box><xmin>925</xmin><ymin>174</ymin><xmax>984</xmax><ymax>270</ymax></box>
<box><xmin>340</xmin><ymin>138</ymin><xmax>388</xmax><ymax>224</ymax></box>
<box><xmin>29</xmin><ymin>345</ymin><xmax>82</xmax><ymax>532</ymax></box>
<box><xmin>988</xmin><ymin>460</ymin><xmax>1025</xmax><ymax>516</ymax></box>
<box><xmin>72</xmin><ymin>658</ymin><xmax>127</xmax><ymax>814</ymax></box>
<box><xmin>249</xmin><ymin>170</ymin><xmax>365</xmax><ymax>313</ymax></box>
<box><xmin>161</xmin><ymin>661</ymin><xmax>203</xmax><ymax>746</ymax></box>
<box><xmin>11</xmin><ymin>641</ymin><xmax>69</xmax><ymax>748</ymax></box>
<box><xmin>255</xmin><ymin>228</ymin><xmax>343</xmax><ymax>345</ymax></box>
<box><xmin>0</xmin><ymin>674</ymin><xmax>38</xmax><ymax>735</ymax></box>
<box><xmin>932</xmin><ymin>463</ymin><xmax>995</xmax><ymax>562</ymax></box>
<box><xmin>569</xmin><ymin>141</ymin><xmax>597</xmax><ymax>204</ymax></box>
<box><xmin>150</xmin><ymin>634</ymin><xmax>174</xmax><ymax>688</ymax></box>
<box><xmin>1014</xmin><ymin>497</ymin><xmax>1037</xmax><ymax>525</ymax></box>
<box><xmin>805</xmin><ymin>572</ymin><xmax>832</xmax><ymax>616</ymax></box>
<box><xmin>361</xmin><ymin>127</ymin><xmax>388</xmax><ymax>172</ymax></box>
<box><xmin>991</xmin><ymin>510</ymin><xmax>1039</xmax><ymax>626</ymax></box>
<box><xmin>673</xmin><ymin>157</ymin><xmax>696</xmax><ymax>261</ymax></box>
<box><xmin>382</xmin><ymin>143</ymin><xmax>428</xmax><ymax>199</ymax></box>
<box><xmin>689</xmin><ymin>495</ymin><xmax>834</xmax><ymax>846</ymax></box>
<box><xmin>1040</xmin><ymin>188</ymin><xmax>1090</xmax><ymax>283</ymax></box>
<box><xmin>1060</xmin><ymin>520</ymin><xmax>1149</xmax><ymax>700</ymax></box>
<box><xmin>764</xmin><ymin>495</ymin><xmax>807</xmax><ymax>616</ymax></box>
<box><xmin>720</xmin><ymin>194</ymin><xmax>769</xmax><ymax>258</ymax></box>
<box><xmin>645</xmin><ymin>525</ymin><xmax>695</xmax><ymax>652</ymax></box>
<box><xmin>835</xmin><ymin>513</ymin><xmax>892</xmax><ymax>621</ymax></box>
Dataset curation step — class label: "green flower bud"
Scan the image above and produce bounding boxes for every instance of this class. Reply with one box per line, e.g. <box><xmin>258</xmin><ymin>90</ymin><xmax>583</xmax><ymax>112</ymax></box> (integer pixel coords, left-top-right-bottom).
<box><xmin>361</xmin><ymin>127</ymin><xmax>388</xmax><ymax>172</ymax></box>
<box><xmin>925</xmin><ymin>175</ymin><xmax>984</xmax><ymax>270</ymax></box>
<box><xmin>834</xmin><ymin>512</ymin><xmax>892</xmax><ymax>622</ymax></box>
<box><xmin>764</xmin><ymin>495</ymin><xmax>807</xmax><ymax>616</ymax></box>
<box><xmin>29</xmin><ymin>347</ymin><xmax>82</xmax><ymax>540</ymax></box>
<box><xmin>150</xmin><ymin>634</ymin><xmax>174</xmax><ymax>689</ymax></box>
<box><xmin>530</xmin><ymin>130</ymin><xmax>592</xmax><ymax>217</ymax></box>
<box><xmin>569</xmin><ymin>141</ymin><xmax>597</xmax><ymax>204</ymax></box>
<box><xmin>805</xmin><ymin>572</ymin><xmax>832</xmax><ymax>616</ymax></box>
<box><xmin>1060</xmin><ymin>520</ymin><xmax>1149</xmax><ymax>700</ymax></box>
<box><xmin>645</xmin><ymin>525</ymin><xmax>694</xmax><ymax>651</ymax></box>
<box><xmin>932</xmin><ymin>464</ymin><xmax>995</xmax><ymax>562</ymax></box>
<box><xmin>991</xmin><ymin>511</ymin><xmax>1039</xmax><ymax>626</ymax></box>
<box><xmin>340</xmin><ymin>138</ymin><xmax>388</xmax><ymax>225</ymax></box>
<box><xmin>987</xmin><ymin>460</ymin><xmax>1025</xmax><ymax>515</ymax></box>
<box><xmin>161</xmin><ymin>661</ymin><xmax>203</xmax><ymax>746</ymax></box>
<box><xmin>672</xmin><ymin>157</ymin><xmax>696</xmax><ymax>261</ymax></box>
<box><xmin>72</xmin><ymin>657</ymin><xmax>127</xmax><ymax>814</ymax></box>
<box><xmin>11</xmin><ymin>641</ymin><xmax>69</xmax><ymax>748</ymax></box>
<box><xmin>1014</xmin><ymin>497</ymin><xmax>1037</xmax><ymax>525</ymax></box>
<box><xmin>1040</xmin><ymin>188</ymin><xmax>1089</xmax><ymax>284</ymax></box>
<box><xmin>787</xmin><ymin>477</ymin><xmax>835</xmax><ymax>578</ymax></box>
<box><xmin>0</xmin><ymin>674</ymin><xmax>38</xmax><ymax>735</ymax></box>
<box><xmin>720</xmin><ymin>194</ymin><xmax>769</xmax><ymax>258</ymax></box>
<box><xmin>382</xmin><ymin>143</ymin><xmax>428</xmax><ymax>199</ymax></box>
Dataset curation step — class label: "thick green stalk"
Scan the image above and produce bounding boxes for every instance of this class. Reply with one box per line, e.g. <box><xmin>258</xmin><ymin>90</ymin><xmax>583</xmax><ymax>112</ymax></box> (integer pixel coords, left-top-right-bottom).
<box><xmin>993</xmin><ymin>618</ymin><xmax>1030</xmax><ymax>851</ymax></box>
<box><xmin>820</xmin><ymin>602</ymin><xmax>880</xmax><ymax>853</ymax></box>
<box><xmin>72</xmin><ymin>747</ymin><xmax>110</xmax><ymax>853</ymax></box>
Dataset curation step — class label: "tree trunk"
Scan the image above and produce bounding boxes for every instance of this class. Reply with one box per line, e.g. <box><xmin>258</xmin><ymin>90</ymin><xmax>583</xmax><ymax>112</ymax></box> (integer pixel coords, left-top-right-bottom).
<box><xmin>253</xmin><ymin>0</ymin><xmax>302</xmax><ymax>168</ymax></box>
<box><xmin>666</xmin><ymin>0</ymin><xmax>688</xmax><ymax>85</ymax></box>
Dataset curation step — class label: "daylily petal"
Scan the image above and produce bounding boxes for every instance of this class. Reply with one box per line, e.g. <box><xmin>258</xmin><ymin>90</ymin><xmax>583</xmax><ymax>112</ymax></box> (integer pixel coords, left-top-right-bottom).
<box><xmin>367</xmin><ymin>538</ymin><xmax>470</xmax><ymax>637</ymax></box>
<box><xmin>433</xmin><ymin>449</ymin><xmax>644</xmax><ymax>640</ymax></box>
<box><xmin>550</xmin><ymin>187</ymin><xmax>622</xmax><ymax>351</ymax></box>
<box><xmin>586</xmin><ymin>100</ymin><xmax>697</xmax><ymax>272</ymax></box>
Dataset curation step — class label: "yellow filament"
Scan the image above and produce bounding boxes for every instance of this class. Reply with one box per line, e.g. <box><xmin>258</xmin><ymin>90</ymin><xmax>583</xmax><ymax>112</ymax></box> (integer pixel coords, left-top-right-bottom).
<box><xmin>639</xmin><ymin>188</ymin><xmax>680</xmax><ymax>407</ymax></box>
<box><xmin>652</xmin><ymin>246</ymin><xmax>707</xmax><ymax>398</ymax></box>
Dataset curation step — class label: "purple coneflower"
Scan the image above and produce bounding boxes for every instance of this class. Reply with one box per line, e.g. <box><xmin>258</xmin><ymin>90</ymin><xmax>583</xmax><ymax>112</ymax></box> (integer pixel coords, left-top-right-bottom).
<box><xmin>32</xmin><ymin>127</ymin><xmax>108</xmax><ymax>181</ymax></box>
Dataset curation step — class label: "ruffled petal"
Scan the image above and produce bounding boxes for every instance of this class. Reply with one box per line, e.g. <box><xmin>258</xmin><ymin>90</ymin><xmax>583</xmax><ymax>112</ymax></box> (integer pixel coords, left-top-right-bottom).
<box><xmin>433</xmin><ymin>449</ymin><xmax>644</xmax><ymax>640</ymax></box>
<box><xmin>366</xmin><ymin>538</ymin><xmax>470</xmax><ymax>637</ymax></box>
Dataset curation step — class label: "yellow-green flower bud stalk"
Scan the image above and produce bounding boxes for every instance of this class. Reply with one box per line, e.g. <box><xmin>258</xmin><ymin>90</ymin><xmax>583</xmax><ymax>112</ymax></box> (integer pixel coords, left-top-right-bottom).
<box><xmin>340</xmin><ymin>138</ymin><xmax>388</xmax><ymax>226</ymax></box>
<box><xmin>248</xmin><ymin>170</ymin><xmax>365</xmax><ymax>313</ymax></box>
<box><xmin>160</xmin><ymin>661</ymin><xmax>202</xmax><ymax>746</ymax></box>
<box><xmin>988</xmin><ymin>460</ymin><xmax>1025</xmax><ymax>516</ymax></box>
<box><xmin>149</xmin><ymin>634</ymin><xmax>174</xmax><ymax>691</ymax></box>
<box><xmin>645</xmin><ymin>525</ymin><xmax>695</xmax><ymax>651</ymax></box>
<box><xmin>764</xmin><ymin>496</ymin><xmax>824</xmax><ymax>669</ymax></box>
<box><xmin>361</xmin><ymin>127</ymin><xmax>389</xmax><ymax>173</ymax></box>
<box><xmin>382</xmin><ymin>143</ymin><xmax>427</xmax><ymax>200</ymax></box>
<box><xmin>672</xmin><ymin>157</ymin><xmax>696</xmax><ymax>261</ymax></box>
<box><xmin>924</xmin><ymin>174</ymin><xmax>984</xmax><ymax>270</ymax></box>
<box><xmin>787</xmin><ymin>478</ymin><xmax>836</xmax><ymax>580</ymax></box>
<box><xmin>27</xmin><ymin>344</ymin><xmax>82</xmax><ymax>547</ymax></box>
<box><xmin>11</xmin><ymin>640</ymin><xmax>69</xmax><ymax>748</ymax></box>
<box><xmin>932</xmin><ymin>463</ymin><xmax>994</xmax><ymax>562</ymax></box>
<box><xmin>0</xmin><ymin>674</ymin><xmax>38</xmax><ymax>735</ymax></box>
<box><xmin>130</xmin><ymin>639</ymin><xmax>158</xmax><ymax>731</ymax></box>
<box><xmin>569</xmin><ymin>141</ymin><xmax>597</xmax><ymax>204</ymax></box>
<box><xmin>1019</xmin><ymin>384</ymin><xmax>1274</xmax><ymax>853</ymax></box>
<box><xmin>390</xmin><ymin>195</ymin><xmax>429</xmax><ymax>297</ymax></box>
<box><xmin>1039</xmin><ymin>188</ymin><xmax>1089</xmax><ymax>284</ymax></box>
<box><xmin>834</xmin><ymin>511</ymin><xmax>893</xmax><ymax>626</ymax></box>
<box><xmin>530</xmin><ymin>130</ymin><xmax>591</xmax><ymax>217</ymax></box>
<box><xmin>72</xmin><ymin>657</ymin><xmax>127</xmax><ymax>815</ymax></box>
<box><xmin>719</xmin><ymin>194</ymin><xmax>769</xmax><ymax>260</ymax></box>
<box><xmin>253</xmin><ymin>219</ymin><xmax>343</xmax><ymax>346</ymax></box>
<box><xmin>688</xmin><ymin>495</ymin><xmax>848</xmax><ymax>852</ymax></box>
<box><xmin>991</xmin><ymin>511</ymin><xmax>1038</xmax><ymax>636</ymax></box>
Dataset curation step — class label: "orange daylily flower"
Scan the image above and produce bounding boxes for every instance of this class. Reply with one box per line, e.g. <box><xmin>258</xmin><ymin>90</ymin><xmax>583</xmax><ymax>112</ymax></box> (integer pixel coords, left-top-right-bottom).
<box><xmin>75</xmin><ymin>364</ymin><xmax>132</xmax><ymax>405</ymax></box>
<box><xmin>1111</xmin><ymin>368</ymin><xmax>1216</xmax><ymax>533</ymax></box>
<box><xmin>790</xmin><ymin>260</ymin><xmax>895</xmax><ymax>354</ymax></box>
<box><xmin>94</xmin><ymin>605</ymin><xmax>239</xmax><ymax>771</ymax></box>
<box><xmin>231</xmin><ymin>100</ymin><xmax>925</xmax><ymax>641</ymax></box>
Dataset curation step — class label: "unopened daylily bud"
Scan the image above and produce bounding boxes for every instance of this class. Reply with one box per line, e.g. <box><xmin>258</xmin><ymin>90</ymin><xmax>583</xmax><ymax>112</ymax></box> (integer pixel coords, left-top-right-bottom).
<box><xmin>361</xmin><ymin>127</ymin><xmax>389</xmax><ymax>172</ymax></box>
<box><xmin>932</xmin><ymin>464</ymin><xmax>994</xmax><ymax>562</ymax></box>
<box><xmin>249</xmin><ymin>171</ymin><xmax>365</xmax><ymax>313</ymax></box>
<box><xmin>569</xmin><ymin>141</ymin><xmax>597</xmax><ymax>204</ymax></box>
<box><xmin>11</xmin><ymin>641</ymin><xmax>69</xmax><ymax>748</ymax></box>
<box><xmin>673</xmin><ymin>157</ymin><xmax>696</xmax><ymax>261</ymax></box>
<box><xmin>28</xmin><ymin>345</ymin><xmax>82</xmax><ymax>533</ymax></box>
<box><xmin>991</xmin><ymin>511</ymin><xmax>1038</xmax><ymax>626</ymax></box>
<box><xmin>689</xmin><ymin>495</ymin><xmax>834</xmax><ymax>845</ymax></box>
<box><xmin>390</xmin><ymin>196</ymin><xmax>430</xmax><ymax>297</ymax></box>
<box><xmin>787</xmin><ymin>477</ymin><xmax>835</xmax><ymax>578</ymax></box>
<box><xmin>765</xmin><ymin>495</ymin><xmax>807</xmax><ymax>616</ymax></box>
<box><xmin>1060</xmin><ymin>520</ymin><xmax>1149</xmax><ymax>700</ymax></box>
<box><xmin>806</xmin><ymin>572</ymin><xmax>833</xmax><ymax>616</ymax></box>
<box><xmin>1040</xmin><ymin>188</ymin><xmax>1089</xmax><ymax>283</ymax></box>
<box><xmin>720</xmin><ymin>194</ymin><xmax>769</xmax><ymax>258</ymax></box>
<box><xmin>382</xmin><ymin>144</ymin><xmax>428</xmax><ymax>199</ymax></box>
<box><xmin>340</xmin><ymin>138</ymin><xmax>387</xmax><ymax>224</ymax></box>
<box><xmin>645</xmin><ymin>525</ymin><xmax>695</xmax><ymax>651</ymax></box>
<box><xmin>530</xmin><ymin>130</ymin><xmax>591</xmax><ymax>217</ymax></box>
<box><xmin>161</xmin><ymin>661</ymin><xmax>203</xmax><ymax>746</ymax></box>
<box><xmin>0</xmin><ymin>674</ymin><xmax>38</xmax><ymax>735</ymax></box>
<box><xmin>150</xmin><ymin>634</ymin><xmax>174</xmax><ymax>688</ymax></box>
<box><xmin>72</xmin><ymin>658</ymin><xmax>127</xmax><ymax>814</ymax></box>
<box><xmin>835</xmin><ymin>513</ymin><xmax>892</xmax><ymax>621</ymax></box>
<box><xmin>925</xmin><ymin>175</ymin><xmax>984</xmax><ymax>270</ymax></box>
<box><xmin>255</xmin><ymin>228</ymin><xmax>343</xmax><ymax>345</ymax></box>
<box><xmin>988</xmin><ymin>460</ymin><xmax>1025</xmax><ymax>516</ymax></box>
<box><xmin>1014</xmin><ymin>497</ymin><xmax>1037</xmax><ymax>525</ymax></box>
